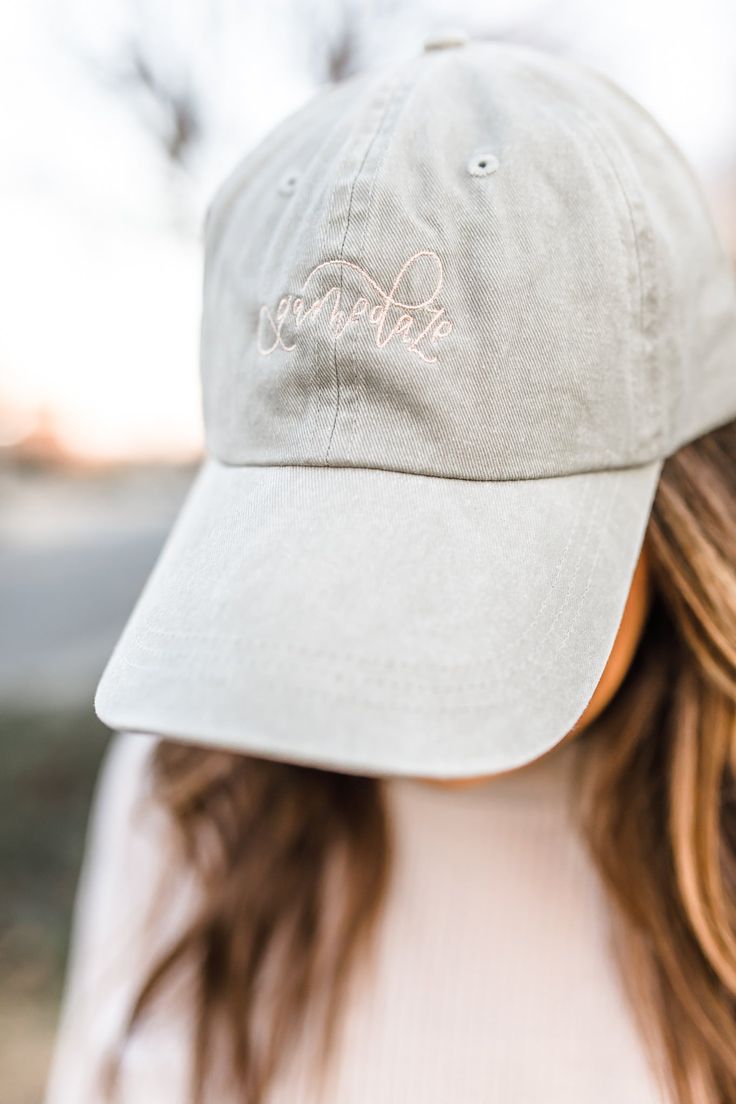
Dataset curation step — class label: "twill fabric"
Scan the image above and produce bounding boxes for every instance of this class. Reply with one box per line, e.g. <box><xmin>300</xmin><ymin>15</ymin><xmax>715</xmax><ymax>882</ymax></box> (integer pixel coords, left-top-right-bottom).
<box><xmin>95</xmin><ymin>40</ymin><xmax>736</xmax><ymax>776</ymax></box>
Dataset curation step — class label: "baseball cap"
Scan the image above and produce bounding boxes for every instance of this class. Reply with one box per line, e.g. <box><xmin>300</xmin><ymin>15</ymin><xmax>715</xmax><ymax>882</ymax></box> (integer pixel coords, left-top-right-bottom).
<box><xmin>95</xmin><ymin>36</ymin><xmax>736</xmax><ymax>778</ymax></box>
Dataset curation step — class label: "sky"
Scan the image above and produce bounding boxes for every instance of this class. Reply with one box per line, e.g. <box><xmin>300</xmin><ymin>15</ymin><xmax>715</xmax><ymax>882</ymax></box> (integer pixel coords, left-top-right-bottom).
<box><xmin>1</xmin><ymin>0</ymin><xmax>735</xmax><ymax>461</ymax></box>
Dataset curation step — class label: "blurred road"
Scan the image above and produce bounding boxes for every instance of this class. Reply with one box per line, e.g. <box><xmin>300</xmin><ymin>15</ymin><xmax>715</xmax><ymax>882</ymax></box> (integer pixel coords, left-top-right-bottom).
<box><xmin>0</xmin><ymin>464</ymin><xmax>194</xmax><ymax>709</ymax></box>
<box><xmin>0</xmin><ymin>465</ymin><xmax>200</xmax><ymax>1104</ymax></box>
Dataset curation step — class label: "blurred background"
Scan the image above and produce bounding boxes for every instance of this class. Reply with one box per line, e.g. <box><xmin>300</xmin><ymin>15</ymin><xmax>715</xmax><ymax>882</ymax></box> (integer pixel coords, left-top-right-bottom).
<box><xmin>1</xmin><ymin>1</ymin><xmax>735</xmax><ymax>1100</ymax></box>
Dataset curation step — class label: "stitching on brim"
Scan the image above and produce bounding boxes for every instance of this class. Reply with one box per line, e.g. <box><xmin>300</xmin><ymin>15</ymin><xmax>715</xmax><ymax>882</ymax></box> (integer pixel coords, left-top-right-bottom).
<box><xmin>127</xmin><ymin>471</ymin><xmax>600</xmax><ymax>672</ymax></box>
<box><xmin>118</xmin><ymin>473</ymin><xmax>624</xmax><ymax>706</ymax></box>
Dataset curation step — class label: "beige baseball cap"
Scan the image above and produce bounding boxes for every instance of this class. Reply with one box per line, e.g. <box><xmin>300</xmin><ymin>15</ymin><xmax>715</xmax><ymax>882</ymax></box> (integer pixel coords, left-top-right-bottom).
<box><xmin>95</xmin><ymin>37</ymin><xmax>736</xmax><ymax>777</ymax></box>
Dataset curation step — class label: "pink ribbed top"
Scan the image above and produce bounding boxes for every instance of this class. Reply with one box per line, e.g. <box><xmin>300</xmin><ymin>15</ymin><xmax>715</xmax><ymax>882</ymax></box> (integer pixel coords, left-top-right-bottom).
<box><xmin>45</xmin><ymin>732</ymin><xmax>666</xmax><ymax>1103</ymax></box>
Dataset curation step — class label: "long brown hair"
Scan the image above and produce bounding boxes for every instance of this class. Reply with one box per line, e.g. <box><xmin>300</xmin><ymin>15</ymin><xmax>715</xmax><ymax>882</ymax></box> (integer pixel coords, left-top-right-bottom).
<box><xmin>115</xmin><ymin>419</ymin><xmax>736</xmax><ymax>1104</ymax></box>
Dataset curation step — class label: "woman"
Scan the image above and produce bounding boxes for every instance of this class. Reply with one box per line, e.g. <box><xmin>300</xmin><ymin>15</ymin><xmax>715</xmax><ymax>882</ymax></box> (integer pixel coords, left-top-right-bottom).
<box><xmin>47</xmin><ymin>37</ymin><xmax>736</xmax><ymax>1104</ymax></box>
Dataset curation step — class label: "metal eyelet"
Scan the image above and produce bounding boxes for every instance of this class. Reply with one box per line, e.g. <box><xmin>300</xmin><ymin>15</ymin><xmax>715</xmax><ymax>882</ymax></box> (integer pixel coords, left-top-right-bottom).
<box><xmin>467</xmin><ymin>151</ymin><xmax>499</xmax><ymax>177</ymax></box>
<box><xmin>277</xmin><ymin>170</ymin><xmax>300</xmax><ymax>197</ymax></box>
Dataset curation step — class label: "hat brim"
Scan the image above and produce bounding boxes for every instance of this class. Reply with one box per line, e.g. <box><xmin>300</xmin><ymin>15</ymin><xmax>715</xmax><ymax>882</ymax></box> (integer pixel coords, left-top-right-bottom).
<box><xmin>95</xmin><ymin>457</ymin><xmax>662</xmax><ymax>778</ymax></box>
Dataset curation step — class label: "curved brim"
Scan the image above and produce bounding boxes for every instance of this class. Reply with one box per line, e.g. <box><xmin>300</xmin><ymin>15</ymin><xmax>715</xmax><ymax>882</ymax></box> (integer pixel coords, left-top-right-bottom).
<box><xmin>95</xmin><ymin>458</ymin><xmax>661</xmax><ymax>778</ymax></box>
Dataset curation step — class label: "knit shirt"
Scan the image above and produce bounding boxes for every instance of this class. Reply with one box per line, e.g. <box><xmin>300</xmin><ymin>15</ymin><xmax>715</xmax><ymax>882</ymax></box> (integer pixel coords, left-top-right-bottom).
<box><xmin>45</xmin><ymin>732</ymin><xmax>666</xmax><ymax>1103</ymax></box>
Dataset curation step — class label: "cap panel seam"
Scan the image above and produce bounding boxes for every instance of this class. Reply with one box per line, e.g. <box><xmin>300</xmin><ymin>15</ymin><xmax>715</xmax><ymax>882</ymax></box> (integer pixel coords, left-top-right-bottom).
<box><xmin>345</xmin><ymin>55</ymin><xmax>446</xmax><ymax>463</ymax></box>
<box><xmin>534</xmin><ymin>100</ymin><xmax>639</xmax><ymax>462</ymax></box>
<box><xmin>324</xmin><ymin>67</ymin><xmax>420</xmax><ymax>464</ymax></box>
<box><xmin>567</xmin><ymin>103</ymin><xmax>665</xmax><ymax>457</ymax></box>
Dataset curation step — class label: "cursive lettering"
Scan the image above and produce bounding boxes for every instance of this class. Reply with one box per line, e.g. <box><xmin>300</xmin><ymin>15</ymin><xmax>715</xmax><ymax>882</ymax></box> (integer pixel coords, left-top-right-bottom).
<box><xmin>256</xmin><ymin>250</ymin><xmax>453</xmax><ymax>363</ymax></box>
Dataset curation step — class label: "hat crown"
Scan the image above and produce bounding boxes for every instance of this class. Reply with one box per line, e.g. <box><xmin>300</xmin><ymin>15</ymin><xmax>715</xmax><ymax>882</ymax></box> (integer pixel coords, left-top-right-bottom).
<box><xmin>201</xmin><ymin>42</ymin><xmax>736</xmax><ymax>481</ymax></box>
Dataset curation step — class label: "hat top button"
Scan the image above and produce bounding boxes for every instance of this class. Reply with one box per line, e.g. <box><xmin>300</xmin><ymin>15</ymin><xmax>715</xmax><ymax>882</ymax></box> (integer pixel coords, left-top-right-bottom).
<box><xmin>423</xmin><ymin>29</ymin><xmax>469</xmax><ymax>51</ymax></box>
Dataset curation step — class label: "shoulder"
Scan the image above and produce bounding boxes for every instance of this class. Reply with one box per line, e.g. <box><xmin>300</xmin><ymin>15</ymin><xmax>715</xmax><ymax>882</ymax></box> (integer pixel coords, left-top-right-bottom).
<box><xmin>45</xmin><ymin>732</ymin><xmax>197</xmax><ymax>1104</ymax></box>
<box><xmin>70</xmin><ymin>733</ymin><xmax>166</xmax><ymax>930</ymax></box>
<box><xmin>68</xmin><ymin>730</ymin><xmax>202</xmax><ymax>970</ymax></box>
<box><xmin>88</xmin><ymin>731</ymin><xmax>158</xmax><ymax>846</ymax></box>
